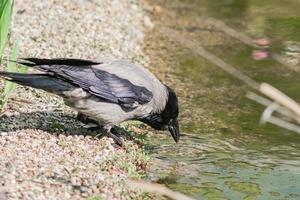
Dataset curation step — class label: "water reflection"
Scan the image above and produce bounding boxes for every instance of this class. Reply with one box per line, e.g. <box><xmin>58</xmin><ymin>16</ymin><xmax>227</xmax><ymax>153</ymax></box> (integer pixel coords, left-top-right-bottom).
<box><xmin>205</xmin><ymin>0</ymin><xmax>249</xmax><ymax>19</ymax></box>
<box><xmin>147</xmin><ymin>0</ymin><xmax>300</xmax><ymax>199</ymax></box>
<box><xmin>147</xmin><ymin>134</ymin><xmax>300</xmax><ymax>199</ymax></box>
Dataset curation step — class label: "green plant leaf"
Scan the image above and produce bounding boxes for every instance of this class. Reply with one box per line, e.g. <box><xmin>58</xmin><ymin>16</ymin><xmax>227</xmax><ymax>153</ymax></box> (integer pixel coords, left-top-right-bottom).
<box><xmin>0</xmin><ymin>0</ymin><xmax>13</xmax><ymax>57</ymax></box>
<box><xmin>0</xmin><ymin>40</ymin><xmax>18</xmax><ymax>110</ymax></box>
<box><xmin>18</xmin><ymin>64</ymin><xmax>29</xmax><ymax>73</ymax></box>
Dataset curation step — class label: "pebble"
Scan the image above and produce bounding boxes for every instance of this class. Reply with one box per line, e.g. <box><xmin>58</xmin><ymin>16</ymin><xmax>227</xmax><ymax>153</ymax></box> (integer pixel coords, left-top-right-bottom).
<box><xmin>144</xmin><ymin>16</ymin><xmax>154</xmax><ymax>30</ymax></box>
<box><xmin>0</xmin><ymin>191</ymin><xmax>7</xmax><ymax>200</ymax></box>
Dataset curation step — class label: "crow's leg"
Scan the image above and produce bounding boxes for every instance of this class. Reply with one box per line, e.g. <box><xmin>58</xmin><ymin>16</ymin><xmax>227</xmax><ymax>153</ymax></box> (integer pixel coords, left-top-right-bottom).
<box><xmin>77</xmin><ymin>113</ymin><xmax>124</xmax><ymax>146</ymax></box>
<box><xmin>77</xmin><ymin>112</ymin><xmax>100</xmax><ymax>131</ymax></box>
<box><xmin>77</xmin><ymin>112</ymin><xmax>98</xmax><ymax>124</ymax></box>
<box><xmin>102</xmin><ymin>125</ymin><xmax>124</xmax><ymax>147</ymax></box>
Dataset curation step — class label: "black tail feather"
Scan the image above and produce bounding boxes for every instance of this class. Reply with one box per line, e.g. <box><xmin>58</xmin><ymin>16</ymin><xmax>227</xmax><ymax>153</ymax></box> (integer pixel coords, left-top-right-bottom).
<box><xmin>19</xmin><ymin>58</ymin><xmax>101</xmax><ymax>67</ymax></box>
<box><xmin>1</xmin><ymin>57</ymin><xmax>39</xmax><ymax>66</ymax></box>
<box><xmin>1</xmin><ymin>57</ymin><xmax>100</xmax><ymax>67</ymax></box>
<box><xmin>0</xmin><ymin>72</ymin><xmax>74</xmax><ymax>93</ymax></box>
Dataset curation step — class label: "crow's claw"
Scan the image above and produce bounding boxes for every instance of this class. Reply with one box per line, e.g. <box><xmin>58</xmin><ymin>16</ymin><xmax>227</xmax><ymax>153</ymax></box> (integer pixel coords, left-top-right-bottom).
<box><xmin>77</xmin><ymin>113</ymin><xmax>124</xmax><ymax>146</ymax></box>
<box><xmin>94</xmin><ymin>126</ymin><xmax>124</xmax><ymax>147</ymax></box>
<box><xmin>107</xmin><ymin>131</ymin><xmax>125</xmax><ymax>147</ymax></box>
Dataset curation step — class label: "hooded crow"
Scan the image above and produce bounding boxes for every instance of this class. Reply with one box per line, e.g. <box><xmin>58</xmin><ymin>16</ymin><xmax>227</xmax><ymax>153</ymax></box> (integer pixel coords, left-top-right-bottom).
<box><xmin>0</xmin><ymin>58</ymin><xmax>180</xmax><ymax>145</ymax></box>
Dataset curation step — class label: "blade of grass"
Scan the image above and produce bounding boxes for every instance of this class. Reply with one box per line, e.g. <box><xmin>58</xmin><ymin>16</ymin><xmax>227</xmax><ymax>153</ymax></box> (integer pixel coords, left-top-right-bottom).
<box><xmin>18</xmin><ymin>63</ymin><xmax>29</xmax><ymax>73</ymax></box>
<box><xmin>0</xmin><ymin>40</ymin><xmax>18</xmax><ymax>110</ymax></box>
<box><xmin>0</xmin><ymin>0</ymin><xmax>13</xmax><ymax>58</ymax></box>
<box><xmin>0</xmin><ymin>0</ymin><xmax>16</xmax><ymax>111</ymax></box>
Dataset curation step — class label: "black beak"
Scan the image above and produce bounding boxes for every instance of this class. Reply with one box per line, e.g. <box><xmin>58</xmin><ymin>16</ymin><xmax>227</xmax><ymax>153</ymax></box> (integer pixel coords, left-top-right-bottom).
<box><xmin>168</xmin><ymin>119</ymin><xmax>180</xmax><ymax>143</ymax></box>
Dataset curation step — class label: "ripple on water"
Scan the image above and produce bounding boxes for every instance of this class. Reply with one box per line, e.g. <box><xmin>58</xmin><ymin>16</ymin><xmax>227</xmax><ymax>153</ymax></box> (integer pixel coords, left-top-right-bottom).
<box><xmin>146</xmin><ymin>0</ymin><xmax>300</xmax><ymax>199</ymax></box>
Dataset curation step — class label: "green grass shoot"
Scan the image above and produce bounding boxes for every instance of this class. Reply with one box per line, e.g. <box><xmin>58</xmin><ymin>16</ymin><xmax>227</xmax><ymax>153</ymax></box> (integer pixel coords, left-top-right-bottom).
<box><xmin>0</xmin><ymin>41</ymin><xmax>19</xmax><ymax>110</ymax></box>
<box><xmin>0</xmin><ymin>0</ymin><xmax>28</xmax><ymax>111</ymax></box>
<box><xmin>0</xmin><ymin>0</ymin><xmax>13</xmax><ymax>57</ymax></box>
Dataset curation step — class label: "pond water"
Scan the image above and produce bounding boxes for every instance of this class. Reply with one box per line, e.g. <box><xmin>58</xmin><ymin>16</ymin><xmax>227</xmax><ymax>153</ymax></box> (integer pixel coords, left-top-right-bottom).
<box><xmin>146</xmin><ymin>0</ymin><xmax>300</xmax><ymax>199</ymax></box>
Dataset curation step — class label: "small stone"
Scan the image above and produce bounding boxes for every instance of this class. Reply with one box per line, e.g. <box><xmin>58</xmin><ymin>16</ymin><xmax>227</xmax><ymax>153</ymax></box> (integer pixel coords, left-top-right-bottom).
<box><xmin>154</xmin><ymin>5</ymin><xmax>163</xmax><ymax>14</ymax></box>
<box><xmin>144</xmin><ymin>16</ymin><xmax>154</xmax><ymax>30</ymax></box>
<box><xmin>0</xmin><ymin>191</ymin><xmax>7</xmax><ymax>200</ymax></box>
<box><xmin>70</xmin><ymin>177</ymin><xmax>78</xmax><ymax>185</ymax></box>
<box><xmin>91</xmin><ymin>186</ymin><xmax>100</xmax><ymax>193</ymax></box>
<box><xmin>0</xmin><ymin>132</ymin><xmax>8</xmax><ymax>136</ymax></box>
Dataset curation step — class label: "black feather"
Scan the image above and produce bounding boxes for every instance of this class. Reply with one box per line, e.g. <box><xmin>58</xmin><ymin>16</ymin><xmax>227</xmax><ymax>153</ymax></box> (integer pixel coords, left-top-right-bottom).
<box><xmin>0</xmin><ymin>72</ymin><xmax>74</xmax><ymax>93</ymax></box>
<box><xmin>18</xmin><ymin>58</ymin><xmax>101</xmax><ymax>67</ymax></box>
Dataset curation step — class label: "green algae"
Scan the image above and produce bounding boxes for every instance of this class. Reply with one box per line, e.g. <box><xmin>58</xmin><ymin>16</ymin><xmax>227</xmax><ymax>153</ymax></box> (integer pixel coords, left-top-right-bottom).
<box><xmin>146</xmin><ymin>0</ymin><xmax>300</xmax><ymax>199</ymax></box>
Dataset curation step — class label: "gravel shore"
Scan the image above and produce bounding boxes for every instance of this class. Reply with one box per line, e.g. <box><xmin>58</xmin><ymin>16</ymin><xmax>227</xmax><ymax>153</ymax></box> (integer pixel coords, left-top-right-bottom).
<box><xmin>0</xmin><ymin>0</ymin><xmax>152</xmax><ymax>199</ymax></box>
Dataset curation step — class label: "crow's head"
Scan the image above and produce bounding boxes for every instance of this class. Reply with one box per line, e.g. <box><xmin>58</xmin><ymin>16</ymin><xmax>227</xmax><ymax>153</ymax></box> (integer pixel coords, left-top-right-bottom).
<box><xmin>140</xmin><ymin>85</ymin><xmax>180</xmax><ymax>143</ymax></box>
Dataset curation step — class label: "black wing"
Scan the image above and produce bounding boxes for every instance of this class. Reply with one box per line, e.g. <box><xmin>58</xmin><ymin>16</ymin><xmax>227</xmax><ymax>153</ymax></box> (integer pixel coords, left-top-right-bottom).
<box><xmin>19</xmin><ymin>58</ymin><xmax>153</xmax><ymax>108</ymax></box>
